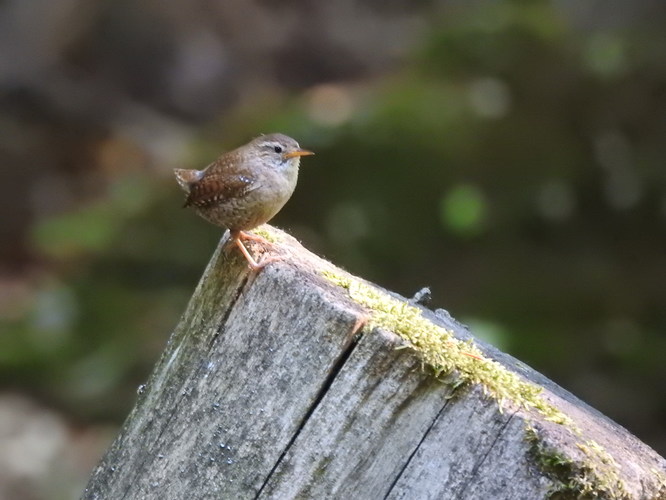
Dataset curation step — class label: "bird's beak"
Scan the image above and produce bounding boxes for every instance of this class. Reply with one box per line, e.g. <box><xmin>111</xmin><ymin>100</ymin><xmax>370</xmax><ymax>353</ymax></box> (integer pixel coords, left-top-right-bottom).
<box><xmin>283</xmin><ymin>149</ymin><xmax>315</xmax><ymax>160</ymax></box>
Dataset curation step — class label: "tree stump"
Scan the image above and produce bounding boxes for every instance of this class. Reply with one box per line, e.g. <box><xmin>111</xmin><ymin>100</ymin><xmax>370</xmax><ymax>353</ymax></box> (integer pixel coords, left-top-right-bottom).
<box><xmin>83</xmin><ymin>226</ymin><xmax>666</xmax><ymax>500</ymax></box>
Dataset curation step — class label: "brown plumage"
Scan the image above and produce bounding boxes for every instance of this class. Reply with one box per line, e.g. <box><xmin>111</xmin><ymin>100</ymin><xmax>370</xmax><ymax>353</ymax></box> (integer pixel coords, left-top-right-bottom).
<box><xmin>174</xmin><ymin>133</ymin><xmax>313</xmax><ymax>269</ymax></box>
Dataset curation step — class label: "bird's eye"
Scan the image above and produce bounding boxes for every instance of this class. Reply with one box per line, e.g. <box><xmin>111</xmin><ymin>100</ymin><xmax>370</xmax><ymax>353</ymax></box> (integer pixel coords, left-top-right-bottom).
<box><xmin>273</xmin><ymin>145</ymin><xmax>283</xmax><ymax>154</ymax></box>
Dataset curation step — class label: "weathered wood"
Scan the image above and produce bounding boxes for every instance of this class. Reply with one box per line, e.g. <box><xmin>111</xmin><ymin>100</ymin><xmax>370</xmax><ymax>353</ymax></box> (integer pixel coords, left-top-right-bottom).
<box><xmin>83</xmin><ymin>226</ymin><xmax>666</xmax><ymax>500</ymax></box>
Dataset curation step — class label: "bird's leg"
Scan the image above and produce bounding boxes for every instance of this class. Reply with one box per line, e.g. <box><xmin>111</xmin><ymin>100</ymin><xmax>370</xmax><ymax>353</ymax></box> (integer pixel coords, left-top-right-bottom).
<box><xmin>233</xmin><ymin>236</ymin><xmax>262</xmax><ymax>270</ymax></box>
<box><xmin>238</xmin><ymin>231</ymin><xmax>271</xmax><ymax>245</ymax></box>
<box><xmin>230</xmin><ymin>230</ymin><xmax>279</xmax><ymax>271</ymax></box>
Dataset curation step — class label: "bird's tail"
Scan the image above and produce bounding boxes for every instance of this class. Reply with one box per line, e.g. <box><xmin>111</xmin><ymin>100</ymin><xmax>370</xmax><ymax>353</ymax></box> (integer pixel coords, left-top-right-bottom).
<box><xmin>173</xmin><ymin>168</ymin><xmax>203</xmax><ymax>193</ymax></box>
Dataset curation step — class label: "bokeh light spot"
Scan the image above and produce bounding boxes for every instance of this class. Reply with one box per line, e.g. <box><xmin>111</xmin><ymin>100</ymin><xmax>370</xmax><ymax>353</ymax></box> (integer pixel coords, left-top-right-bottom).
<box><xmin>305</xmin><ymin>84</ymin><xmax>354</xmax><ymax>127</ymax></box>
<box><xmin>440</xmin><ymin>183</ymin><xmax>487</xmax><ymax>236</ymax></box>
<box><xmin>467</xmin><ymin>77</ymin><xmax>511</xmax><ymax>120</ymax></box>
<box><xmin>585</xmin><ymin>33</ymin><xmax>627</xmax><ymax>78</ymax></box>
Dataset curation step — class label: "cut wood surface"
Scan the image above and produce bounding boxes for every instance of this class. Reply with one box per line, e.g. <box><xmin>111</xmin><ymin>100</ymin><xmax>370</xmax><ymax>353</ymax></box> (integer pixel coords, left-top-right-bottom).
<box><xmin>83</xmin><ymin>226</ymin><xmax>666</xmax><ymax>500</ymax></box>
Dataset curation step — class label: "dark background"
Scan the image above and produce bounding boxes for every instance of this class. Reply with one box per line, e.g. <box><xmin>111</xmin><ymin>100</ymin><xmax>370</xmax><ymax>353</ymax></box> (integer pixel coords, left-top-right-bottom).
<box><xmin>1</xmin><ymin>0</ymin><xmax>665</xmax><ymax>498</ymax></box>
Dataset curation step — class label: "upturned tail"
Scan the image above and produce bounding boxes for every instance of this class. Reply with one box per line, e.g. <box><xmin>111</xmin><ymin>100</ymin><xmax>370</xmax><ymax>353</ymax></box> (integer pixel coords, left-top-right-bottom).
<box><xmin>174</xmin><ymin>168</ymin><xmax>204</xmax><ymax>207</ymax></box>
<box><xmin>174</xmin><ymin>168</ymin><xmax>204</xmax><ymax>194</ymax></box>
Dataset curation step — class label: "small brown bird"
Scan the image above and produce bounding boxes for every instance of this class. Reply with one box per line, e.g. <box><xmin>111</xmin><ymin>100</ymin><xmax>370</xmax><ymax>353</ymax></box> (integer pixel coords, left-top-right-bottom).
<box><xmin>174</xmin><ymin>133</ymin><xmax>314</xmax><ymax>269</ymax></box>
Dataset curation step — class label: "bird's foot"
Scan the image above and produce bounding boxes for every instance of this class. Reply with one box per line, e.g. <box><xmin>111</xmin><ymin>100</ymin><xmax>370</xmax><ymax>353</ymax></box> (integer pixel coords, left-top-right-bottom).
<box><xmin>237</xmin><ymin>231</ymin><xmax>274</xmax><ymax>246</ymax></box>
<box><xmin>230</xmin><ymin>230</ymin><xmax>281</xmax><ymax>271</ymax></box>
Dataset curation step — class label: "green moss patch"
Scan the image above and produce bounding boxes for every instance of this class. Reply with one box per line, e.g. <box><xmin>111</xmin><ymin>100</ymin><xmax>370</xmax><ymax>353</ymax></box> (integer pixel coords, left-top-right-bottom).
<box><xmin>321</xmin><ymin>269</ymin><xmax>569</xmax><ymax>423</ymax></box>
<box><xmin>321</xmin><ymin>269</ymin><xmax>632</xmax><ymax>499</ymax></box>
<box><xmin>252</xmin><ymin>226</ymin><xmax>283</xmax><ymax>244</ymax></box>
<box><xmin>527</xmin><ymin>426</ymin><xmax>628</xmax><ymax>499</ymax></box>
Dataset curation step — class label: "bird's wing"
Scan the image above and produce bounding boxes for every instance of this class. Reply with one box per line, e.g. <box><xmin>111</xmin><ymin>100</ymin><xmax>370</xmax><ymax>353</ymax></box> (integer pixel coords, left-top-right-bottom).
<box><xmin>183</xmin><ymin>172</ymin><xmax>256</xmax><ymax>208</ymax></box>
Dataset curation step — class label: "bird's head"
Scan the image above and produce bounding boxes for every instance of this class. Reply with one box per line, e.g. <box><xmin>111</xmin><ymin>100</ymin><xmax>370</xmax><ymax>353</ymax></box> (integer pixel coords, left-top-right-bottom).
<box><xmin>250</xmin><ymin>133</ymin><xmax>314</xmax><ymax>173</ymax></box>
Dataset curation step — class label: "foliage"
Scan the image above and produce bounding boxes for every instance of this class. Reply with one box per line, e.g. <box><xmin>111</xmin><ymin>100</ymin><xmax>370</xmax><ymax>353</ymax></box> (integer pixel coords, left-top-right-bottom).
<box><xmin>1</xmin><ymin>0</ymin><xmax>664</xmax><ymax>457</ymax></box>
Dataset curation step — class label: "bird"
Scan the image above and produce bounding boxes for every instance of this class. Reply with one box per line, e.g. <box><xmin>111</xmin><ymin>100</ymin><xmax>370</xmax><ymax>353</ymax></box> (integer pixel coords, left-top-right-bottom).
<box><xmin>174</xmin><ymin>133</ymin><xmax>314</xmax><ymax>270</ymax></box>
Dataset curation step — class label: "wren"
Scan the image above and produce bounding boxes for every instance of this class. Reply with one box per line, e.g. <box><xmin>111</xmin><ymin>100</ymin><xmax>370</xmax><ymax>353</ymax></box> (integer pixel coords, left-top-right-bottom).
<box><xmin>174</xmin><ymin>133</ymin><xmax>314</xmax><ymax>270</ymax></box>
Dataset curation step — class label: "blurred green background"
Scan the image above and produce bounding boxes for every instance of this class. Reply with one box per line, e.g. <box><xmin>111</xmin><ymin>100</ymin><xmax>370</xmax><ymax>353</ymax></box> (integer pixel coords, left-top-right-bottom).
<box><xmin>1</xmin><ymin>0</ymin><xmax>665</xmax><ymax>498</ymax></box>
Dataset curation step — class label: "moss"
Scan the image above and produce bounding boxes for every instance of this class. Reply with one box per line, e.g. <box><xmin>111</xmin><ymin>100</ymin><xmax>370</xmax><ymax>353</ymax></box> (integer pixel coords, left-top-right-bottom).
<box><xmin>321</xmin><ymin>269</ymin><xmax>632</xmax><ymax>500</ymax></box>
<box><xmin>321</xmin><ymin>269</ymin><xmax>569</xmax><ymax>423</ymax></box>
<box><xmin>252</xmin><ymin>226</ymin><xmax>283</xmax><ymax>244</ymax></box>
<box><xmin>526</xmin><ymin>427</ymin><xmax>629</xmax><ymax>499</ymax></box>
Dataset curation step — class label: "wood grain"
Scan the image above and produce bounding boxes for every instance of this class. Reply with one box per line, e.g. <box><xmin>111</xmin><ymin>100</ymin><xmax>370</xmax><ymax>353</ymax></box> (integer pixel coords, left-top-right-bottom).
<box><xmin>83</xmin><ymin>226</ymin><xmax>666</xmax><ymax>500</ymax></box>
